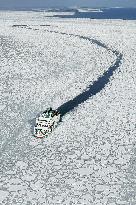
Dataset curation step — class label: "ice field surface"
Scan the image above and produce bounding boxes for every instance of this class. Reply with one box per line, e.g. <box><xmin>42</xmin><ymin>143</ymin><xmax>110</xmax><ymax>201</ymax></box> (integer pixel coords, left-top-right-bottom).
<box><xmin>0</xmin><ymin>11</ymin><xmax>136</xmax><ymax>204</ymax></box>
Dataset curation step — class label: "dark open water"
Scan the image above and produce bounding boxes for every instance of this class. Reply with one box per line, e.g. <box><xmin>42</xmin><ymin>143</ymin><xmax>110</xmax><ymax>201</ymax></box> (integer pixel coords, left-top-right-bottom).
<box><xmin>52</xmin><ymin>8</ymin><xmax>136</xmax><ymax>20</ymax></box>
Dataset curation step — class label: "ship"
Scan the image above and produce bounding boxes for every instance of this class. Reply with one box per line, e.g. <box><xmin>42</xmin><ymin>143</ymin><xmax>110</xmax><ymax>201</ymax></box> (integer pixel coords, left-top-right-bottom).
<box><xmin>34</xmin><ymin>108</ymin><xmax>61</xmax><ymax>138</ymax></box>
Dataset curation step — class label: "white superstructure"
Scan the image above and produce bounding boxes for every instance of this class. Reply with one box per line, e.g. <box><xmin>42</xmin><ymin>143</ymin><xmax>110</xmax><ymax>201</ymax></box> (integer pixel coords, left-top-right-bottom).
<box><xmin>34</xmin><ymin>108</ymin><xmax>61</xmax><ymax>138</ymax></box>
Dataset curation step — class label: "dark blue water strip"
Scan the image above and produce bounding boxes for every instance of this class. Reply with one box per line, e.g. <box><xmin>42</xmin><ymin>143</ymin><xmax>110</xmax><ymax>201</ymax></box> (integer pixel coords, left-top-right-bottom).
<box><xmin>52</xmin><ymin>8</ymin><xmax>136</xmax><ymax>20</ymax></box>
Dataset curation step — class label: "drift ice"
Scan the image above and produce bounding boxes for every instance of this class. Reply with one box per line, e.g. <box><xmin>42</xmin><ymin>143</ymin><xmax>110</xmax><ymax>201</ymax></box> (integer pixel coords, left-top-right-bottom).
<box><xmin>34</xmin><ymin>108</ymin><xmax>61</xmax><ymax>138</ymax></box>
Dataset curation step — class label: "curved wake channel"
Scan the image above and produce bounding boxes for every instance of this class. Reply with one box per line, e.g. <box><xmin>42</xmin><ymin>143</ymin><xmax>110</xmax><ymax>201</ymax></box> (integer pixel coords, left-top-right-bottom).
<box><xmin>13</xmin><ymin>25</ymin><xmax>123</xmax><ymax>119</ymax></box>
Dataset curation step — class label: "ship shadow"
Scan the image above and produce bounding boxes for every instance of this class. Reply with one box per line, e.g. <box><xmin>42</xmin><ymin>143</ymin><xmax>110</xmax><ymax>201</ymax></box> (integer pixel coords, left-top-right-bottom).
<box><xmin>57</xmin><ymin>53</ymin><xmax>122</xmax><ymax>117</ymax></box>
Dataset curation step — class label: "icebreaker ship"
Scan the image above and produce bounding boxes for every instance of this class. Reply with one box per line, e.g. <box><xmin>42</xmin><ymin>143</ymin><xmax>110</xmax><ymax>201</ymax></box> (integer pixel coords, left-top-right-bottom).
<box><xmin>34</xmin><ymin>108</ymin><xmax>61</xmax><ymax>138</ymax></box>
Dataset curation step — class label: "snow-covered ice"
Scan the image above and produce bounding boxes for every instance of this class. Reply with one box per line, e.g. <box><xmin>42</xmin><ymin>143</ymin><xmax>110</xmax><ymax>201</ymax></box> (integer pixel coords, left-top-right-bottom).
<box><xmin>0</xmin><ymin>11</ymin><xmax>136</xmax><ymax>204</ymax></box>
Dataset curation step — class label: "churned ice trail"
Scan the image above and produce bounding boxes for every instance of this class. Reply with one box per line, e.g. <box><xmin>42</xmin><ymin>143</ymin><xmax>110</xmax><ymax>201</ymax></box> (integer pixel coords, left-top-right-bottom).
<box><xmin>22</xmin><ymin>26</ymin><xmax>123</xmax><ymax>117</ymax></box>
<box><xmin>10</xmin><ymin>25</ymin><xmax>123</xmax><ymax>117</ymax></box>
